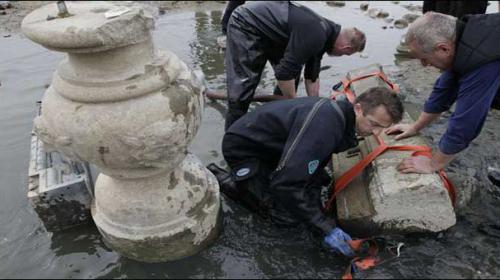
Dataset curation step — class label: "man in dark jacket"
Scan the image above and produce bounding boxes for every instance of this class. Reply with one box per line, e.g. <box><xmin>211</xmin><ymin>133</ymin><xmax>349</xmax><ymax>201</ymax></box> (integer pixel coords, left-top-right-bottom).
<box><xmin>208</xmin><ymin>87</ymin><xmax>403</xmax><ymax>256</ymax></box>
<box><xmin>386</xmin><ymin>12</ymin><xmax>500</xmax><ymax>183</ymax></box>
<box><xmin>224</xmin><ymin>1</ymin><xmax>366</xmax><ymax>130</ymax></box>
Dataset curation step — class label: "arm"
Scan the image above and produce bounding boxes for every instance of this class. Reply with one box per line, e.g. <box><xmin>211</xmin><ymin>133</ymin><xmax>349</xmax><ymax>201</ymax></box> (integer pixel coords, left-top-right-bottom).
<box><xmin>386</xmin><ymin>70</ymin><xmax>458</xmax><ymax>140</ymax></box>
<box><xmin>305</xmin><ymin>78</ymin><xmax>320</xmax><ymax>97</ymax></box>
<box><xmin>398</xmin><ymin>62</ymin><xmax>500</xmax><ymax>173</ymax></box>
<box><xmin>386</xmin><ymin>111</ymin><xmax>441</xmax><ymax>140</ymax></box>
<box><xmin>277</xmin><ymin>79</ymin><xmax>298</xmax><ymax>99</ymax></box>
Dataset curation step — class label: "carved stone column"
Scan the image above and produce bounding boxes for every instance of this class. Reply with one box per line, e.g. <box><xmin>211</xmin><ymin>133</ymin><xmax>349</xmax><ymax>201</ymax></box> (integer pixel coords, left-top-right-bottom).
<box><xmin>22</xmin><ymin>1</ymin><xmax>220</xmax><ymax>262</ymax></box>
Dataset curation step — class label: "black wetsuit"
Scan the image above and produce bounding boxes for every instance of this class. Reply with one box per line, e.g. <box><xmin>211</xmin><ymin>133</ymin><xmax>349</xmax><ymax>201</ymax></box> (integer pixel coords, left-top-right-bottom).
<box><xmin>224</xmin><ymin>1</ymin><xmax>341</xmax><ymax>130</ymax></box>
<box><xmin>221</xmin><ymin>97</ymin><xmax>358</xmax><ymax>234</ymax></box>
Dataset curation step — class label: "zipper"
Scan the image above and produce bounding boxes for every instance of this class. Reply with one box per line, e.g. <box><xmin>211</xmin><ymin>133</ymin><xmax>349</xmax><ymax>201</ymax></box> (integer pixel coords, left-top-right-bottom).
<box><xmin>274</xmin><ymin>98</ymin><xmax>327</xmax><ymax>173</ymax></box>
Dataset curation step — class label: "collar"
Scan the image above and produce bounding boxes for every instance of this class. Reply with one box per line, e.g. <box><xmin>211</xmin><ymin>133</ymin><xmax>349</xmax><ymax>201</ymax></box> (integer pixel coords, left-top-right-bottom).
<box><xmin>322</xmin><ymin>19</ymin><xmax>341</xmax><ymax>55</ymax></box>
<box><xmin>335</xmin><ymin>99</ymin><xmax>358</xmax><ymax>150</ymax></box>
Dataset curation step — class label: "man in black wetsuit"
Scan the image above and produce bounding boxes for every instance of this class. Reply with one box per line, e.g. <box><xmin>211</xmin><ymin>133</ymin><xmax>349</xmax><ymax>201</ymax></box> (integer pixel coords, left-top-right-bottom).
<box><xmin>208</xmin><ymin>87</ymin><xmax>404</xmax><ymax>256</ymax></box>
<box><xmin>224</xmin><ymin>1</ymin><xmax>366</xmax><ymax>130</ymax></box>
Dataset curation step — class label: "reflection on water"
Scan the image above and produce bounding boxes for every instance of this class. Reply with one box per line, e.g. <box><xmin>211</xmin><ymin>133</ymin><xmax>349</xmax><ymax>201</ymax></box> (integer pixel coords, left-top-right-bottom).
<box><xmin>1</xmin><ymin>1</ymin><xmax>500</xmax><ymax>279</ymax></box>
<box><xmin>192</xmin><ymin>10</ymin><xmax>225</xmax><ymax>80</ymax></box>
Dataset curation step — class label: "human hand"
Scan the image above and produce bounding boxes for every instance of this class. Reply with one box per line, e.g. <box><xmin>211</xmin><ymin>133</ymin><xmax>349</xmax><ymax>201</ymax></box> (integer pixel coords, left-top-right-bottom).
<box><xmin>396</xmin><ymin>155</ymin><xmax>435</xmax><ymax>174</ymax></box>
<box><xmin>385</xmin><ymin>123</ymin><xmax>418</xmax><ymax>140</ymax></box>
<box><xmin>324</xmin><ymin>227</ymin><xmax>354</xmax><ymax>257</ymax></box>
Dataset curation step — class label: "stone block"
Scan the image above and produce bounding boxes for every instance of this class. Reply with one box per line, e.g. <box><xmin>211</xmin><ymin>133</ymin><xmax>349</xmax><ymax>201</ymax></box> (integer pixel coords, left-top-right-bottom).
<box><xmin>332</xmin><ymin>64</ymin><xmax>456</xmax><ymax>236</ymax></box>
<box><xmin>28</xmin><ymin>102</ymin><xmax>94</xmax><ymax>231</ymax></box>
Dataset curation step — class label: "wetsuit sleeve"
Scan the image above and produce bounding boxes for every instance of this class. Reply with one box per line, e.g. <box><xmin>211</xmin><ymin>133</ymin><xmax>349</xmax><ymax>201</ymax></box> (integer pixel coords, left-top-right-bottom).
<box><xmin>304</xmin><ymin>56</ymin><xmax>321</xmax><ymax>82</ymax></box>
<box><xmin>274</xmin><ymin>18</ymin><xmax>325</xmax><ymax>81</ymax></box>
<box><xmin>437</xmin><ymin>63</ymin><xmax>500</xmax><ymax>154</ymax></box>
<box><xmin>269</xmin><ymin>102</ymin><xmax>343</xmax><ymax>234</ymax></box>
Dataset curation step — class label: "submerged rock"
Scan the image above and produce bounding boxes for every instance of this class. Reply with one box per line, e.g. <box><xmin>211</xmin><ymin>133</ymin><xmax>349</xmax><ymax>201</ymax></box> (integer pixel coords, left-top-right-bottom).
<box><xmin>378</xmin><ymin>11</ymin><xmax>390</xmax><ymax>18</ymax></box>
<box><xmin>403</xmin><ymin>13</ymin><xmax>421</xmax><ymax>23</ymax></box>
<box><xmin>326</xmin><ymin>1</ymin><xmax>346</xmax><ymax>7</ymax></box>
<box><xmin>368</xmin><ymin>8</ymin><xmax>382</xmax><ymax>18</ymax></box>
<box><xmin>360</xmin><ymin>2</ymin><xmax>369</xmax><ymax>11</ymax></box>
<box><xmin>394</xmin><ymin>19</ymin><xmax>409</xmax><ymax>29</ymax></box>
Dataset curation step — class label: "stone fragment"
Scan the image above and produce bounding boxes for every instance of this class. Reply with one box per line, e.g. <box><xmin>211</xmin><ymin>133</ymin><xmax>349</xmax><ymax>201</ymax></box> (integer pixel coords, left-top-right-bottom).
<box><xmin>332</xmin><ymin>64</ymin><xmax>456</xmax><ymax>236</ymax></box>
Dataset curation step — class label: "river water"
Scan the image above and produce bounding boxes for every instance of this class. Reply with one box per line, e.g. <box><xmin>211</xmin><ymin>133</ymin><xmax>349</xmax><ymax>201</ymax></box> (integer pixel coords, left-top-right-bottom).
<box><xmin>1</xmin><ymin>1</ymin><xmax>500</xmax><ymax>278</ymax></box>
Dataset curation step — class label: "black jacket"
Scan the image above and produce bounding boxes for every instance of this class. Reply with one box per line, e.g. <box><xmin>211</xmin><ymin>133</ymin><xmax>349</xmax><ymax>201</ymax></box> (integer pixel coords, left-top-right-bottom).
<box><xmin>236</xmin><ymin>1</ymin><xmax>340</xmax><ymax>82</ymax></box>
<box><xmin>222</xmin><ymin>97</ymin><xmax>358</xmax><ymax>234</ymax></box>
<box><xmin>453</xmin><ymin>13</ymin><xmax>500</xmax><ymax>76</ymax></box>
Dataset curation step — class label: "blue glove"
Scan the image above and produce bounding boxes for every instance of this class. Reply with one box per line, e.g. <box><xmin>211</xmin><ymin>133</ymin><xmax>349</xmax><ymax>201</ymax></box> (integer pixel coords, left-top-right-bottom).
<box><xmin>324</xmin><ymin>227</ymin><xmax>355</xmax><ymax>257</ymax></box>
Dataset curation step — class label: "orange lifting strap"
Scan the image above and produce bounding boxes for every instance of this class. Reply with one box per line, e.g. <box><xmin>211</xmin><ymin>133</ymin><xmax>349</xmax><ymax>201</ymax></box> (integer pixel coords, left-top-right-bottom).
<box><xmin>324</xmin><ymin>134</ymin><xmax>457</xmax><ymax>211</ymax></box>
<box><xmin>326</xmin><ymin>71</ymin><xmax>456</xmax><ymax>211</ymax></box>
<box><xmin>331</xmin><ymin>71</ymin><xmax>400</xmax><ymax>103</ymax></box>
<box><xmin>327</xmin><ymin>72</ymin><xmax>456</xmax><ymax>279</ymax></box>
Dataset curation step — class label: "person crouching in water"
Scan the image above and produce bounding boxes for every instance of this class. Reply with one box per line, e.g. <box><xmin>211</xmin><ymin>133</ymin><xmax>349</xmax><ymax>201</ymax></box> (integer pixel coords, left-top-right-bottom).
<box><xmin>208</xmin><ymin>87</ymin><xmax>403</xmax><ymax>257</ymax></box>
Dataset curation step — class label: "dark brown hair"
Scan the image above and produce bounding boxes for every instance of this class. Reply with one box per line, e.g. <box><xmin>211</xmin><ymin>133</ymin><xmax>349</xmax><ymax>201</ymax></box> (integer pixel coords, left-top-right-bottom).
<box><xmin>355</xmin><ymin>87</ymin><xmax>404</xmax><ymax>123</ymax></box>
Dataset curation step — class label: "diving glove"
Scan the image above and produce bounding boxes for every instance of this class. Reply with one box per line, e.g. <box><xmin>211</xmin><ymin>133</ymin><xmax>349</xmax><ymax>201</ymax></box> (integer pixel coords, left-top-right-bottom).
<box><xmin>324</xmin><ymin>227</ymin><xmax>355</xmax><ymax>257</ymax></box>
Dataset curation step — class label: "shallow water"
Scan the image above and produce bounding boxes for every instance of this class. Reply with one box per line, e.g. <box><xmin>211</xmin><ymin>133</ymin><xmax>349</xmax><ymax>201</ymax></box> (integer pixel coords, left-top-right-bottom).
<box><xmin>1</xmin><ymin>1</ymin><xmax>500</xmax><ymax>278</ymax></box>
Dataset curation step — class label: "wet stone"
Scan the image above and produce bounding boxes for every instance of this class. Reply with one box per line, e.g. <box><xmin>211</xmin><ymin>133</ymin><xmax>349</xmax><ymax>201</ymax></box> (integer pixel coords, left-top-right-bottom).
<box><xmin>403</xmin><ymin>13</ymin><xmax>421</xmax><ymax>23</ymax></box>
<box><xmin>394</xmin><ymin>19</ymin><xmax>409</xmax><ymax>29</ymax></box>
<box><xmin>360</xmin><ymin>3</ymin><xmax>369</xmax><ymax>11</ymax></box>
<box><xmin>368</xmin><ymin>8</ymin><xmax>382</xmax><ymax>18</ymax></box>
<box><xmin>326</xmin><ymin>1</ymin><xmax>346</xmax><ymax>7</ymax></box>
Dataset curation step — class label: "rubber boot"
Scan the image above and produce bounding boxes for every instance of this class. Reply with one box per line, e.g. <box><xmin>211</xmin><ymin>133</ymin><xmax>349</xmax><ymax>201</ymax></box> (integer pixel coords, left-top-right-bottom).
<box><xmin>206</xmin><ymin>163</ymin><xmax>261</xmax><ymax>212</ymax></box>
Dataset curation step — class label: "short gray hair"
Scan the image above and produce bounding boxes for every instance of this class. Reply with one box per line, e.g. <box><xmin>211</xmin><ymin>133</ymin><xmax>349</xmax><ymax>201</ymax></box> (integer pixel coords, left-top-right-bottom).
<box><xmin>344</xmin><ymin>27</ymin><xmax>366</xmax><ymax>52</ymax></box>
<box><xmin>405</xmin><ymin>12</ymin><xmax>457</xmax><ymax>54</ymax></box>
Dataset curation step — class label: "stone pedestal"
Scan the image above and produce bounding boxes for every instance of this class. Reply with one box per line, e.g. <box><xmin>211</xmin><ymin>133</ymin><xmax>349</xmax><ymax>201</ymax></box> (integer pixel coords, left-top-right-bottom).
<box><xmin>22</xmin><ymin>1</ymin><xmax>220</xmax><ymax>262</ymax></box>
<box><xmin>332</xmin><ymin>64</ymin><xmax>456</xmax><ymax>236</ymax></box>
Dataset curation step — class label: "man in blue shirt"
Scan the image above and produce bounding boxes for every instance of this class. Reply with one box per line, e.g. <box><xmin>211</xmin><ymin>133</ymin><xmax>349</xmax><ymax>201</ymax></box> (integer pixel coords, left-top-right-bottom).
<box><xmin>386</xmin><ymin>12</ymin><xmax>500</xmax><ymax>177</ymax></box>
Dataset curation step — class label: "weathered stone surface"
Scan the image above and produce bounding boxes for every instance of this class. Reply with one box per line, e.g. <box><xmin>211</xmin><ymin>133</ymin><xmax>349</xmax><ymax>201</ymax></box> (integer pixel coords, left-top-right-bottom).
<box><xmin>28</xmin><ymin>102</ymin><xmax>94</xmax><ymax>232</ymax></box>
<box><xmin>92</xmin><ymin>154</ymin><xmax>220</xmax><ymax>262</ymax></box>
<box><xmin>22</xmin><ymin>1</ymin><xmax>220</xmax><ymax>262</ymax></box>
<box><xmin>333</xmin><ymin>64</ymin><xmax>456</xmax><ymax>236</ymax></box>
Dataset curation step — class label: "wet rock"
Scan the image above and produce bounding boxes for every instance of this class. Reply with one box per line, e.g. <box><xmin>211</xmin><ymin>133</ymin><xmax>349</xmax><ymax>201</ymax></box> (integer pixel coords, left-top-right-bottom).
<box><xmin>395</xmin><ymin>35</ymin><xmax>413</xmax><ymax>59</ymax></box>
<box><xmin>394</xmin><ymin>19</ymin><xmax>409</xmax><ymax>29</ymax></box>
<box><xmin>378</xmin><ymin>11</ymin><xmax>390</xmax><ymax>18</ymax></box>
<box><xmin>0</xmin><ymin>1</ymin><xmax>11</xmax><ymax>10</ymax></box>
<box><xmin>0</xmin><ymin>11</ymin><xmax>5</xmax><ymax>15</ymax></box>
<box><xmin>368</xmin><ymin>8</ymin><xmax>382</xmax><ymax>18</ymax></box>
<box><xmin>403</xmin><ymin>13</ymin><xmax>421</xmax><ymax>23</ymax></box>
<box><xmin>446</xmin><ymin>171</ymin><xmax>478</xmax><ymax>213</ymax></box>
<box><xmin>384</xmin><ymin>17</ymin><xmax>395</xmax><ymax>23</ymax></box>
<box><xmin>391</xmin><ymin>1</ymin><xmax>400</xmax><ymax>4</ymax></box>
<box><xmin>488</xmin><ymin>166</ymin><xmax>500</xmax><ymax>187</ymax></box>
<box><xmin>359</xmin><ymin>52</ymin><xmax>369</xmax><ymax>58</ymax></box>
<box><xmin>360</xmin><ymin>3</ymin><xmax>369</xmax><ymax>11</ymax></box>
<box><xmin>326</xmin><ymin>1</ymin><xmax>346</xmax><ymax>7</ymax></box>
<box><xmin>402</xmin><ymin>3</ymin><xmax>422</xmax><ymax>12</ymax></box>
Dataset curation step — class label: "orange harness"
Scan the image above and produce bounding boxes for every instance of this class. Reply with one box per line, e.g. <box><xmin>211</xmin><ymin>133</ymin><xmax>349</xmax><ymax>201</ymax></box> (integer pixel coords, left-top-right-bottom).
<box><xmin>324</xmin><ymin>134</ymin><xmax>457</xmax><ymax>211</ymax></box>
<box><xmin>331</xmin><ymin>71</ymin><xmax>400</xmax><ymax>104</ymax></box>
<box><xmin>327</xmin><ymin>71</ymin><xmax>456</xmax><ymax>279</ymax></box>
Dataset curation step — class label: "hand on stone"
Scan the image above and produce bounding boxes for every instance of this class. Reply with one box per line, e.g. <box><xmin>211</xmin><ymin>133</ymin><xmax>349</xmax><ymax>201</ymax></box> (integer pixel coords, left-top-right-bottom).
<box><xmin>397</xmin><ymin>155</ymin><xmax>435</xmax><ymax>174</ymax></box>
<box><xmin>385</xmin><ymin>123</ymin><xmax>418</xmax><ymax>140</ymax></box>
